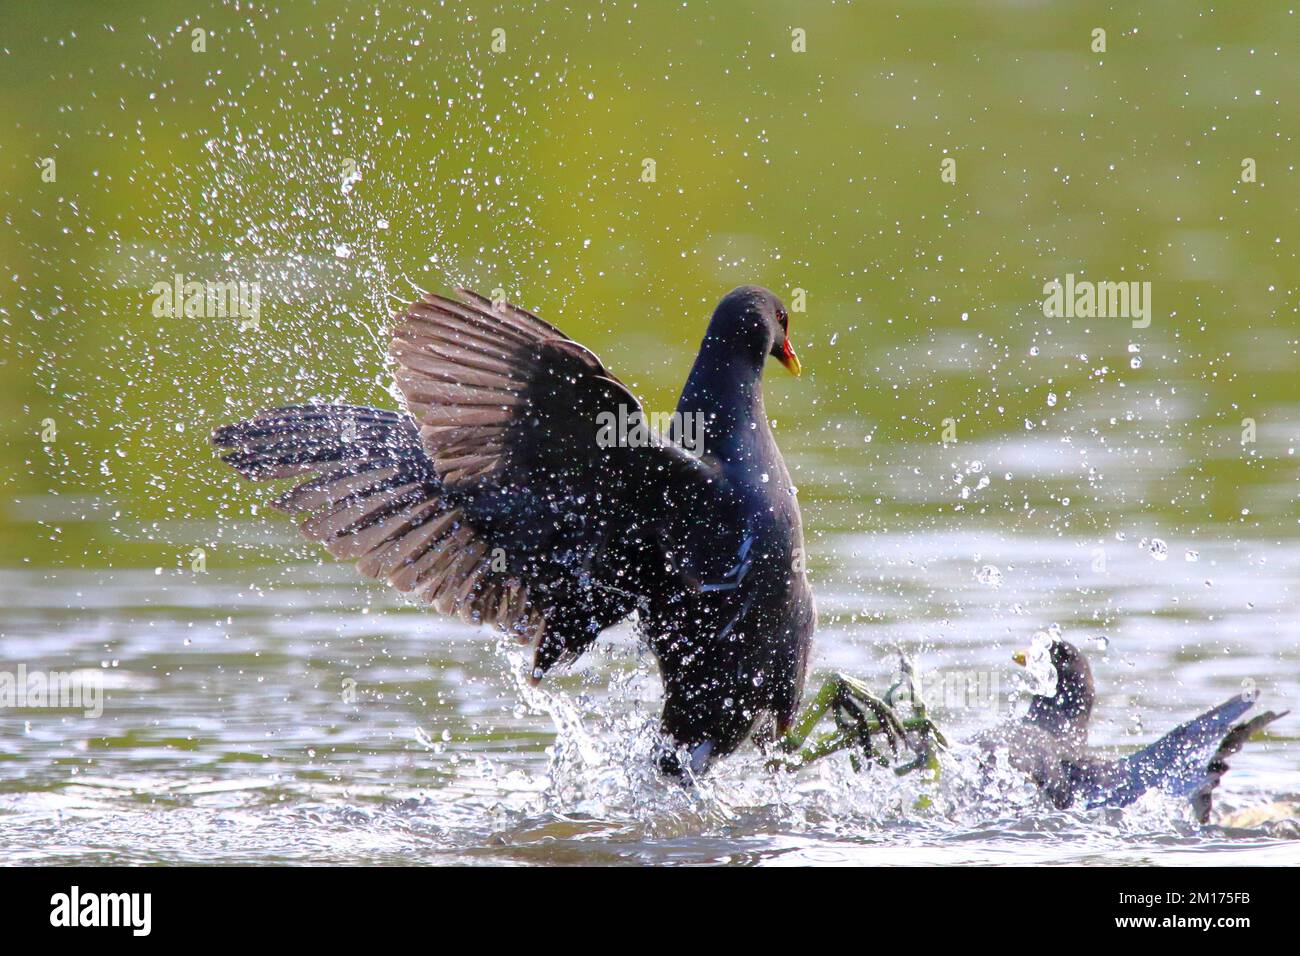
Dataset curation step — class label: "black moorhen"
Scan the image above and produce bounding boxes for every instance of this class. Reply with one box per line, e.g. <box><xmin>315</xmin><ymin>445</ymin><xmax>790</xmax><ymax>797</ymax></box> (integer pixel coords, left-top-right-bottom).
<box><xmin>212</xmin><ymin>285</ymin><xmax>822</xmax><ymax>777</ymax></box>
<box><xmin>975</xmin><ymin>636</ymin><xmax>1286</xmax><ymax>821</ymax></box>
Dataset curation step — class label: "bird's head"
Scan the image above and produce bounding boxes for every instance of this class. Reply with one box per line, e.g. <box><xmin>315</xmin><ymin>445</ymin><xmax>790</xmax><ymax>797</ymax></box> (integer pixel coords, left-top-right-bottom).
<box><xmin>1013</xmin><ymin>634</ymin><xmax>1095</xmax><ymax>737</ymax></box>
<box><xmin>711</xmin><ymin>285</ymin><xmax>801</xmax><ymax>377</ymax></box>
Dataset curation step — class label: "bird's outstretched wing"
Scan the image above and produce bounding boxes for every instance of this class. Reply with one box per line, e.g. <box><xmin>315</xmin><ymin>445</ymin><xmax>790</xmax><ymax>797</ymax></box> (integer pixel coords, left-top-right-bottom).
<box><xmin>213</xmin><ymin>289</ymin><xmax>721</xmax><ymax>678</ymax></box>
<box><xmin>1073</xmin><ymin>694</ymin><xmax>1287</xmax><ymax>822</ymax></box>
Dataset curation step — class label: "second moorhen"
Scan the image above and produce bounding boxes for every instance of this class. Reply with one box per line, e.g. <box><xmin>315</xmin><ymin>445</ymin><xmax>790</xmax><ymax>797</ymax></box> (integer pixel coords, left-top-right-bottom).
<box><xmin>975</xmin><ymin>635</ymin><xmax>1286</xmax><ymax>821</ymax></box>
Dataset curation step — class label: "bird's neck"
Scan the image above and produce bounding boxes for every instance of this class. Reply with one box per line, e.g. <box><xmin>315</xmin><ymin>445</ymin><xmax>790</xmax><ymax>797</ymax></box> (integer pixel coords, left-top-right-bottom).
<box><xmin>1027</xmin><ymin>695</ymin><xmax>1090</xmax><ymax>745</ymax></box>
<box><xmin>676</xmin><ymin>339</ymin><xmax>771</xmax><ymax>464</ymax></box>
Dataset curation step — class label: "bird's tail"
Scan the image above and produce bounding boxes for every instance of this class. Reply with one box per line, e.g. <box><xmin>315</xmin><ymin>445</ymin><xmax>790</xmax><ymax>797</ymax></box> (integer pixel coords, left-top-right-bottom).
<box><xmin>1087</xmin><ymin>693</ymin><xmax>1287</xmax><ymax>822</ymax></box>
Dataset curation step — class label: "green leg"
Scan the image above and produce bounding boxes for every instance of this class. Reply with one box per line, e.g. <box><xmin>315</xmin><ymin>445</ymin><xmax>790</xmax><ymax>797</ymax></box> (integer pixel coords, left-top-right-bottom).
<box><xmin>770</xmin><ymin>666</ymin><xmax>948</xmax><ymax>775</ymax></box>
<box><xmin>771</xmin><ymin>716</ymin><xmax>944</xmax><ymax>769</ymax></box>
<box><xmin>884</xmin><ymin>654</ymin><xmax>946</xmax><ymax>777</ymax></box>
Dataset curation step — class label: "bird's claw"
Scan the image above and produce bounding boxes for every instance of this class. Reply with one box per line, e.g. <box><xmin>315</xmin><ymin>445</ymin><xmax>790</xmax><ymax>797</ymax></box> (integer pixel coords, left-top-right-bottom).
<box><xmin>916</xmin><ymin>717</ymin><xmax>948</xmax><ymax>751</ymax></box>
<box><xmin>833</xmin><ymin>673</ymin><xmax>908</xmax><ymax>765</ymax></box>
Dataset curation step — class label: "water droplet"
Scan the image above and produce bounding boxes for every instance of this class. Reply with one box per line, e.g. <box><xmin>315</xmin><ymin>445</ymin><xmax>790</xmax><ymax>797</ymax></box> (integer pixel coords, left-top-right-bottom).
<box><xmin>1184</xmin><ymin>549</ymin><xmax>1199</xmax><ymax>562</ymax></box>
<box><xmin>1148</xmin><ymin>538</ymin><xmax>1169</xmax><ymax>560</ymax></box>
<box><xmin>976</xmin><ymin>565</ymin><xmax>1002</xmax><ymax>587</ymax></box>
<box><xmin>1046</xmin><ymin>392</ymin><xmax>1057</xmax><ymax>407</ymax></box>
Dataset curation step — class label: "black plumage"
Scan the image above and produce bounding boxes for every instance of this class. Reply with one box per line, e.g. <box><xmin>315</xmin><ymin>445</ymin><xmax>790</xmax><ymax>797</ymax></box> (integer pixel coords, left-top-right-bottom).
<box><xmin>212</xmin><ymin>285</ymin><xmax>812</xmax><ymax>777</ymax></box>
<box><xmin>974</xmin><ymin>638</ymin><xmax>1286</xmax><ymax>821</ymax></box>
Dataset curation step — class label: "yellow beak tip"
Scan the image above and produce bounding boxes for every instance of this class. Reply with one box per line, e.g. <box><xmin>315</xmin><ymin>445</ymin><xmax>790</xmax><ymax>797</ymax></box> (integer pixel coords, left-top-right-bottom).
<box><xmin>1011</xmin><ymin>650</ymin><xmax>1027</xmax><ymax>666</ymax></box>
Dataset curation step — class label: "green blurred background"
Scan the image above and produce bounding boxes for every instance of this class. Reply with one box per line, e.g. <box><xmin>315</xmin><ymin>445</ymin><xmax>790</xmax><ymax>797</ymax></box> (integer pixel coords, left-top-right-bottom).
<box><xmin>1</xmin><ymin>0</ymin><xmax>1296</xmax><ymax>571</ymax></box>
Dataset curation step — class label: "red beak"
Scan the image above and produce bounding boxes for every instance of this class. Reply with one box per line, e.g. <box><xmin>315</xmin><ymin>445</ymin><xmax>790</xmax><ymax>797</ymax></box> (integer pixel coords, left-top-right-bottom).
<box><xmin>777</xmin><ymin>337</ymin><xmax>801</xmax><ymax>376</ymax></box>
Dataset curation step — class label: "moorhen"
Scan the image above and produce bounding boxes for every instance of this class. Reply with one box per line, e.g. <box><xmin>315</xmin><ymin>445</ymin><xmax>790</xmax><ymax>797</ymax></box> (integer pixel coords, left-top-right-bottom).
<box><xmin>974</xmin><ymin>635</ymin><xmax>1287</xmax><ymax>821</ymax></box>
<box><xmin>213</xmin><ymin>285</ymin><xmax>887</xmax><ymax>777</ymax></box>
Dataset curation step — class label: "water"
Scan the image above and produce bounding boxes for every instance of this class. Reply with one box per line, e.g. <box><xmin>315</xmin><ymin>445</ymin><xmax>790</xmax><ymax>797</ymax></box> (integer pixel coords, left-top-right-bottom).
<box><xmin>1</xmin><ymin>2</ymin><xmax>1298</xmax><ymax>864</ymax></box>
<box><xmin>1</xmin><ymin>483</ymin><xmax>1295</xmax><ymax>865</ymax></box>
